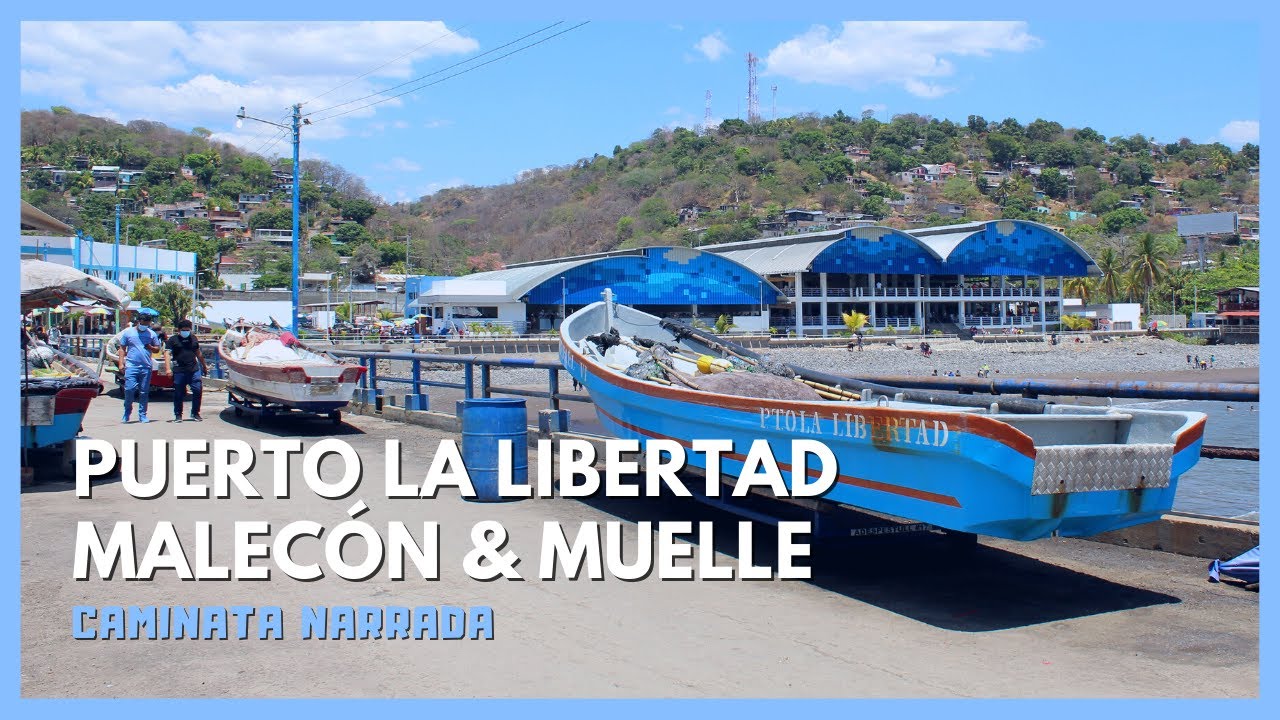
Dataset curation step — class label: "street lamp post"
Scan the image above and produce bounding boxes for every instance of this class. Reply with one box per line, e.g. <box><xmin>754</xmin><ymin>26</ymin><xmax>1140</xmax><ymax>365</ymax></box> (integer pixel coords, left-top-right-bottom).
<box><xmin>236</xmin><ymin>104</ymin><xmax>306</xmax><ymax>333</ymax></box>
<box><xmin>113</xmin><ymin>203</ymin><xmax>121</xmax><ymax>329</ymax></box>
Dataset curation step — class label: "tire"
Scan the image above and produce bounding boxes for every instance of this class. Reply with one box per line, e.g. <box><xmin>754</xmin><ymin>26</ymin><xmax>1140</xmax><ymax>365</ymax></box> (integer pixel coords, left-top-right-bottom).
<box><xmin>234</xmin><ymin>406</ymin><xmax>243</xmax><ymax>417</ymax></box>
<box><xmin>330</xmin><ymin>411</ymin><xmax>341</xmax><ymax>426</ymax></box>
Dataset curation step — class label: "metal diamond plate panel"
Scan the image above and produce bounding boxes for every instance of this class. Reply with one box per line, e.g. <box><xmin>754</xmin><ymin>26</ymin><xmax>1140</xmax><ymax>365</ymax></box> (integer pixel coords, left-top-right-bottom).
<box><xmin>1031</xmin><ymin>443</ymin><xmax>1173</xmax><ymax>495</ymax></box>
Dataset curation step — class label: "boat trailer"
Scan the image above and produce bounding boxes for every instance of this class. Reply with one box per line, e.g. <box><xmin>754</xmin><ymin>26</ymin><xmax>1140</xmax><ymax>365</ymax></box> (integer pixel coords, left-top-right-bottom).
<box><xmin>226</xmin><ymin>387</ymin><xmax>343</xmax><ymax>427</ymax></box>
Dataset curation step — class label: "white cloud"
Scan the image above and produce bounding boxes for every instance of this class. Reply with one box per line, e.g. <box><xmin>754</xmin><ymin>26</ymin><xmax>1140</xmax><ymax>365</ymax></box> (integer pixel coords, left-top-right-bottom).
<box><xmin>1216</xmin><ymin>120</ymin><xmax>1259</xmax><ymax>147</ymax></box>
<box><xmin>376</xmin><ymin>157</ymin><xmax>423</xmax><ymax>172</ymax></box>
<box><xmin>20</xmin><ymin>21</ymin><xmax>478</xmax><ymax>152</ymax></box>
<box><xmin>694</xmin><ymin>32</ymin><xmax>731</xmax><ymax>62</ymax></box>
<box><xmin>861</xmin><ymin>103</ymin><xmax>887</xmax><ymax>114</ymax></box>
<box><xmin>423</xmin><ymin>119</ymin><xmax>453</xmax><ymax>129</ymax></box>
<box><xmin>664</xmin><ymin>106</ymin><xmax>683</xmax><ymax>116</ymax></box>
<box><xmin>765</xmin><ymin>21</ymin><xmax>1039</xmax><ymax>98</ymax></box>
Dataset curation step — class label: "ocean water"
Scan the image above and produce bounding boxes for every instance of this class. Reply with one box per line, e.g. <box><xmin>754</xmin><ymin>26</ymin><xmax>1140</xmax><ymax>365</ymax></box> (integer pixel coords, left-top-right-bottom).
<box><xmin>1114</xmin><ymin>399</ymin><xmax>1260</xmax><ymax>519</ymax></box>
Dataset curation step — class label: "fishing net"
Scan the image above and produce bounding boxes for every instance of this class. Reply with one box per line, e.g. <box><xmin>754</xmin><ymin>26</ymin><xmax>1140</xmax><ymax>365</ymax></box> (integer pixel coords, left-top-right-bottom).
<box><xmin>749</xmin><ymin>355</ymin><xmax>796</xmax><ymax>378</ymax></box>
<box><xmin>688</xmin><ymin>372</ymin><xmax>823</xmax><ymax>401</ymax></box>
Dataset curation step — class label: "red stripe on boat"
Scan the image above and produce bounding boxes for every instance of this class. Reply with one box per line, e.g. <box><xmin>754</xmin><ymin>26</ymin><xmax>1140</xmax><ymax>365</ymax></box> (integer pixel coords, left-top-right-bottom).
<box><xmin>595</xmin><ymin>406</ymin><xmax>963</xmax><ymax>508</ymax></box>
<box><xmin>1173</xmin><ymin>416</ymin><xmax>1207</xmax><ymax>453</ymax></box>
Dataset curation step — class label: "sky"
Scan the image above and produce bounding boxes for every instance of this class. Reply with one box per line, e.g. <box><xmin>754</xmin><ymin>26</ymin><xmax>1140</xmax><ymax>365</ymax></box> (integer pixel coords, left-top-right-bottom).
<box><xmin>18</xmin><ymin>18</ymin><xmax>1260</xmax><ymax>204</ymax></box>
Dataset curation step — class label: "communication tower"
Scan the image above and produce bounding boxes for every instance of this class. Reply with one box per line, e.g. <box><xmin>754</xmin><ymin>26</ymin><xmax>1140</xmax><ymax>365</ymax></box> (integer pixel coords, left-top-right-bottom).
<box><xmin>746</xmin><ymin>53</ymin><xmax>760</xmax><ymax>123</ymax></box>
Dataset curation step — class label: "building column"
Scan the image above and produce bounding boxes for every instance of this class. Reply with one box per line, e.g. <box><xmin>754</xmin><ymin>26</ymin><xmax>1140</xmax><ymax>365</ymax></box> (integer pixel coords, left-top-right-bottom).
<box><xmin>1040</xmin><ymin>275</ymin><xmax>1047</xmax><ymax>334</ymax></box>
<box><xmin>819</xmin><ymin>272</ymin><xmax>829</xmax><ymax>338</ymax></box>
<box><xmin>914</xmin><ymin>274</ymin><xmax>923</xmax><ymax>329</ymax></box>
<box><xmin>794</xmin><ymin>271</ymin><xmax>803</xmax><ymax>336</ymax></box>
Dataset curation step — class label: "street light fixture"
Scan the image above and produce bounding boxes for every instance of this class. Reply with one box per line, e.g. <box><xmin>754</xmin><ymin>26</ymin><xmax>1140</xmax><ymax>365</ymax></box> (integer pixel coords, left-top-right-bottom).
<box><xmin>235</xmin><ymin>104</ymin><xmax>304</xmax><ymax>334</ymax></box>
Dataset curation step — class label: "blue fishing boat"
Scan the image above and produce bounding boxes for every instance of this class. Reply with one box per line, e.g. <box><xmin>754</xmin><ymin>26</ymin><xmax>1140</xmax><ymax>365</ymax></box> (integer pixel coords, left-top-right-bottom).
<box><xmin>559</xmin><ymin>292</ymin><xmax>1207</xmax><ymax>541</ymax></box>
<box><xmin>21</xmin><ymin>260</ymin><xmax>126</xmax><ymax>476</ymax></box>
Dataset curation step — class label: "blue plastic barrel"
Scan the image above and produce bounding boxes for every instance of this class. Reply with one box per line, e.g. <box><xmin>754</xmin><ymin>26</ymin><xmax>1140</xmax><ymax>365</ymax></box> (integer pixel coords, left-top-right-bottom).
<box><xmin>457</xmin><ymin>398</ymin><xmax>529</xmax><ymax>502</ymax></box>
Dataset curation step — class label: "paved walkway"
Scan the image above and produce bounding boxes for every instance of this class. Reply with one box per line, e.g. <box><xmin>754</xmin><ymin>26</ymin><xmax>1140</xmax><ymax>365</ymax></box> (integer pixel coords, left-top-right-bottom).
<box><xmin>20</xmin><ymin>388</ymin><xmax>1259</xmax><ymax>698</ymax></box>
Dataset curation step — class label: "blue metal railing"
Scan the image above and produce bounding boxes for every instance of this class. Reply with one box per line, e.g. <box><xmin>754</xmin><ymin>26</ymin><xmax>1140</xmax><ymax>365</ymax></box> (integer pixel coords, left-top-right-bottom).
<box><xmin>326</xmin><ymin>350</ymin><xmax>592</xmax><ymax>412</ymax></box>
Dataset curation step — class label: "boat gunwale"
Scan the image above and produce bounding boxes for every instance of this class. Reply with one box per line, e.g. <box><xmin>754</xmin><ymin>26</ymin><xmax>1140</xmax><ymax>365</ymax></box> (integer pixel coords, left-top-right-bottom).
<box><xmin>560</xmin><ymin>302</ymin><xmax>1210</xmax><ymax>461</ymax></box>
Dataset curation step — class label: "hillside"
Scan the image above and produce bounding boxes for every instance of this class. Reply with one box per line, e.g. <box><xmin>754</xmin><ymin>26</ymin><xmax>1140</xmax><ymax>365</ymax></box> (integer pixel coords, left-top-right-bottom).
<box><xmin>20</xmin><ymin>107</ymin><xmax>1261</xmax><ymax>314</ymax></box>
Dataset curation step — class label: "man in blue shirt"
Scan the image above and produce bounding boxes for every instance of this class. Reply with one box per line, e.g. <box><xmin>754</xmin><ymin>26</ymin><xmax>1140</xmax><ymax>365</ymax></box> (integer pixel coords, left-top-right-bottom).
<box><xmin>117</xmin><ymin>310</ymin><xmax>160</xmax><ymax>423</ymax></box>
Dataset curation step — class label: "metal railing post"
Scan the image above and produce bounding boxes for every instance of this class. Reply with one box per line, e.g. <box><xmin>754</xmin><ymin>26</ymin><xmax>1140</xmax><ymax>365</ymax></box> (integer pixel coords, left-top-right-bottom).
<box><xmin>480</xmin><ymin>364</ymin><xmax>491</xmax><ymax>398</ymax></box>
<box><xmin>463</xmin><ymin>363</ymin><xmax>474</xmax><ymax>399</ymax></box>
<box><xmin>548</xmin><ymin>368</ymin><xmax>560</xmax><ymax>411</ymax></box>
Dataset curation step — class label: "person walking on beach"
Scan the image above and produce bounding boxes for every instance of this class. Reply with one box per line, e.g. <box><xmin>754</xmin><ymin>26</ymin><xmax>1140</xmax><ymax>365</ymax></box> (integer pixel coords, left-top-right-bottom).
<box><xmin>165</xmin><ymin>319</ymin><xmax>207</xmax><ymax>422</ymax></box>
<box><xmin>1210</xmin><ymin>354</ymin><xmax>1216</xmax><ymax>367</ymax></box>
<box><xmin>1187</xmin><ymin>354</ymin><xmax>1192</xmax><ymax>365</ymax></box>
<box><xmin>117</xmin><ymin>310</ymin><xmax>160</xmax><ymax>423</ymax></box>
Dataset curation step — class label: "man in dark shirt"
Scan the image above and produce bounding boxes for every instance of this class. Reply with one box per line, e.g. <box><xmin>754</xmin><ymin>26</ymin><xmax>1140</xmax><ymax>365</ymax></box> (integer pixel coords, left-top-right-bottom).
<box><xmin>164</xmin><ymin>319</ymin><xmax>208</xmax><ymax>422</ymax></box>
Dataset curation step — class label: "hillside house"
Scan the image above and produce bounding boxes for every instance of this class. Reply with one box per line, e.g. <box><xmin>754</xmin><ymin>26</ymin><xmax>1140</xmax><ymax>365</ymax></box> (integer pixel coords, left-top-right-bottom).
<box><xmin>783</xmin><ymin>209</ymin><xmax>824</xmax><ymax>224</ymax></box>
<box><xmin>678</xmin><ymin>205</ymin><xmax>712</xmax><ymax>223</ymax></box>
<box><xmin>147</xmin><ymin>201</ymin><xmax>207</xmax><ymax>223</ymax></box>
<box><xmin>843</xmin><ymin>145</ymin><xmax>871</xmax><ymax>161</ymax></box>
<box><xmin>238</xmin><ymin>193</ymin><xmax>270</xmax><ymax>212</ymax></box>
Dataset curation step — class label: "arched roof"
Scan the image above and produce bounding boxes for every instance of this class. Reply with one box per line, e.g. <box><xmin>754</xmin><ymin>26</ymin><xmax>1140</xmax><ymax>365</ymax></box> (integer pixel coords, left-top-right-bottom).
<box><xmin>418</xmin><ymin>246</ymin><xmax>782</xmax><ymax>307</ymax></box>
<box><xmin>705</xmin><ymin>219</ymin><xmax>1096</xmax><ymax>277</ymax></box>
<box><xmin>934</xmin><ymin>220</ymin><xmax>1097</xmax><ymax>276</ymax></box>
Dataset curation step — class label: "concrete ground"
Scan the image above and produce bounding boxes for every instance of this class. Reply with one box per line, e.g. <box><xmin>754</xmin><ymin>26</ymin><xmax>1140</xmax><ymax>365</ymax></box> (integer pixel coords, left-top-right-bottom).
<box><xmin>21</xmin><ymin>388</ymin><xmax>1258</xmax><ymax>698</ymax></box>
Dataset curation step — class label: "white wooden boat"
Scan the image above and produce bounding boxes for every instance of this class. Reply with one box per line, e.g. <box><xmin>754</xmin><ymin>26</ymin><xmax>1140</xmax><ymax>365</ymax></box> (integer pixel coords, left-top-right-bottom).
<box><xmin>218</xmin><ymin>326</ymin><xmax>365</xmax><ymax>413</ymax></box>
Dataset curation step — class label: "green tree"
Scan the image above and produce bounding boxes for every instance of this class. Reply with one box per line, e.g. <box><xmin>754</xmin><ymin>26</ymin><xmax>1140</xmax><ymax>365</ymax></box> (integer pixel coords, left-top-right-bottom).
<box><xmin>334</xmin><ymin>222</ymin><xmax>372</xmax><ymax>247</ymax></box>
<box><xmin>340</xmin><ymin>198</ymin><xmax>378</xmax><ymax>225</ymax></box>
<box><xmin>941</xmin><ymin>177</ymin><xmax>980</xmax><ymax>205</ymax></box>
<box><xmin>1095</xmin><ymin>247</ymin><xmax>1124</xmax><ymax>302</ymax></box>
<box><xmin>1074</xmin><ymin>127</ymin><xmax>1105</xmax><ymax>144</ymax></box>
<box><xmin>151</xmin><ymin>281</ymin><xmax>195</xmax><ymax>326</ymax></box>
<box><xmin>1074</xmin><ymin>166</ymin><xmax>1101</xmax><ymax>203</ymax></box>
<box><xmin>143</xmin><ymin>157</ymin><xmax>179</xmax><ymax>185</ymax></box>
<box><xmin>1100</xmin><ymin>207</ymin><xmax>1147</xmax><ymax>234</ymax></box>
<box><xmin>249</xmin><ymin>206</ymin><xmax>293</xmax><ymax>230</ymax></box>
<box><xmin>966</xmin><ymin>115</ymin><xmax>988</xmax><ymax>134</ymax></box>
<box><xmin>1091</xmin><ymin>189</ymin><xmax>1123</xmax><ymax>214</ymax></box>
<box><xmin>861</xmin><ymin>195</ymin><xmax>890</xmax><ymax>218</ymax></box>
<box><xmin>1024</xmin><ymin>118</ymin><xmax>1064</xmax><ymax>142</ymax></box>
<box><xmin>1065</xmin><ymin>276</ymin><xmax>1093</xmax><ymax>304</ymax></box>
<box><xmin>351</xmin><ymin>243</ymin><xmax>380</xmax><ymax>282</ymax></box>
<box><xmin>1038</xmin><ymin>168</ymin><xmax>1069</xmax><ymax>200</ymax></box>
<box><xmin>986</xmin><ymin>134</ymin><xmax>1023</xmax><ymax>165</ymax></box>
<box><xmin>1129</xmin><ymin>233</ymin><xmax>1170</xmax><ymax>310</ymax></box>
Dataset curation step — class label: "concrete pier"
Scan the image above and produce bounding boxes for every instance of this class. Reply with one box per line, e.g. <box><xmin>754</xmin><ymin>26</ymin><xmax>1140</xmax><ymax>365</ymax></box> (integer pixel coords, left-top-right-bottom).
<box><xmin>20</xmin><ymin>389</ymin><xmax>1258</xmax><ymax>698</ymax></box>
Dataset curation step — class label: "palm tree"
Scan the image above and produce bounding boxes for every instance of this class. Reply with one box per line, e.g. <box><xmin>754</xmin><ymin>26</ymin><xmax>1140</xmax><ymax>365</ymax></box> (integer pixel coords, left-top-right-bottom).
<box><xmin>1095</xmin><ymin>247</ymin><xmax>1124</xmax><ymax>302</ymax></box>
<box><xmin>1129</xmin><ymin>232</ymin><xmax>1170</xmax><ymax>310</ymax></box>
<box><xmin>1164</xmin><ymin>268</ymin><xmax>1192</xmax><ymax>314</ymax></box>
<box><xmin>1065</xmin><ymin>276</ymin><xmax>1093</xmax><ymax>304</ymax></box>
<box><xmin>841</xmin><ymin>311</ymin><xmax>869</xmax><ymax>334</ymax></box>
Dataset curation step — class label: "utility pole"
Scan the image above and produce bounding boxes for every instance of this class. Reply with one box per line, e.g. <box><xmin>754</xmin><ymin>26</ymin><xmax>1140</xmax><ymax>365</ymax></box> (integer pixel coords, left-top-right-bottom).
<box><xmin>237</xmin><ymin>103</ymin><xmax>306</xmax><ymax>333</ymax></box>
<box><xmin>113</xmin><ymin>202</ymin><xmax>121</xmax><ymax>329</ymax></box>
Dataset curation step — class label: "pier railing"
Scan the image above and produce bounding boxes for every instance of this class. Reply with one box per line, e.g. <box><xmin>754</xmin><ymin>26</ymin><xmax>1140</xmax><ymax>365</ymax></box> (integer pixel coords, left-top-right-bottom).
<box><xmin>323</xmin><ymin>349</ymin><xmax>591</xmax><ymax>413</ymax></box>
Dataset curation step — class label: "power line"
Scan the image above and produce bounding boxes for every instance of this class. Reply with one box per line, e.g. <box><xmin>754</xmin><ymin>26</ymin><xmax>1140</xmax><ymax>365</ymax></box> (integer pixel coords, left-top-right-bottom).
<box><xmin>305</xmin><ymin>22</ymin><xmax>564</xmax><ymax>119</ymax></box>
<box><xmin>300</xmin><ymin>23</ymin><xmax>472</xmax><ymax>106</ymax></box>
<box><xmin>309</xmin><ymin>22</ymin><xmax>588</xmax><ymax>124</ymax></box>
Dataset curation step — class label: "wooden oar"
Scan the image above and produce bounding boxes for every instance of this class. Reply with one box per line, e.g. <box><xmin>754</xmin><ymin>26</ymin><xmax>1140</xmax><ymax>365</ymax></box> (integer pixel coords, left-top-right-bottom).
<box><xmin>798</xmin><ymin>377</ymin><xmax>861</xmax><ymax>400</ymax></box>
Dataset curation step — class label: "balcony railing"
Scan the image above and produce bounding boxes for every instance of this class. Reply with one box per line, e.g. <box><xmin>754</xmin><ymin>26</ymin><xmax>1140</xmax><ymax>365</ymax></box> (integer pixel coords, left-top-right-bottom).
<box><xmin>777</xmin><ymin>287</ymin><xmax>1061</xmax><ymax>300</ymax></box>
<box><xmin>1218</xmin><ymin>302</ymin><xmax>1259</xmax><ymax>312</ymax></box>
<box><xmin>963</xmin><ymin>315</ymin><xmax>1060</xmax><ymax>327</ymax></box>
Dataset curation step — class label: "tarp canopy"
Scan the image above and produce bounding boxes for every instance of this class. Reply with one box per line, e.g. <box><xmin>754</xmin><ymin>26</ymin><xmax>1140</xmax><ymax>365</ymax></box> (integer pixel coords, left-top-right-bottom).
<box><xmin>21</xmin><ymin>259</ymin><xmax>129</xmax><ymax>312</ymax></box>
<box><xmin>1209</xmin><ymin>546</ymin><xmax>1259</xmax><ymax>585</ymax></box>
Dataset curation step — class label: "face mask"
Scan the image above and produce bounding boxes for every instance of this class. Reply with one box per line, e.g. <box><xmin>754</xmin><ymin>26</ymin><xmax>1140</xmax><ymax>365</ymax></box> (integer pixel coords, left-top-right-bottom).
<box><xmin>180</xmin><ymin>330</ymin><xmax>191</xmax><ymax>338</ymax></box>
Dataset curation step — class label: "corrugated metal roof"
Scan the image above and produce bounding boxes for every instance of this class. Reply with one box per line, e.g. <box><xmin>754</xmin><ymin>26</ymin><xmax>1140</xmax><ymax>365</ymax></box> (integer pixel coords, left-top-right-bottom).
<box><xmin>715</xmin><ymin>238</ymin><xmax>839</xmax><ymax>275</ymax></box>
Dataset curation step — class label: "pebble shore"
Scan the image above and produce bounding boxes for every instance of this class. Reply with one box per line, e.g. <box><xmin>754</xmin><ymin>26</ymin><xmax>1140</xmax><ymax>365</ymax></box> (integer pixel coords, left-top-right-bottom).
<box><xmin>373</xmin><ymin>336</ymin><xmax>1259</xmax><ymax>387</ymax></box>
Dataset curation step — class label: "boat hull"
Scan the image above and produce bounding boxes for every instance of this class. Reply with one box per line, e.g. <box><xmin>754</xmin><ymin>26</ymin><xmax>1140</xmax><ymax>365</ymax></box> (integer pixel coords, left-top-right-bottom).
<box><xmin>221</xmin><ymin>356</ymin><xmax>362</xmax><ymax>412</ymax></box>
<box><xmin>21</xmin><ymin>386</ymin><xmax>98</xmax><ymax>450</ymax></box>
<box><xmin>559</xmin><ymin>302</ymin><xmax>1206</xmax><ymax>541</ymax></box>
